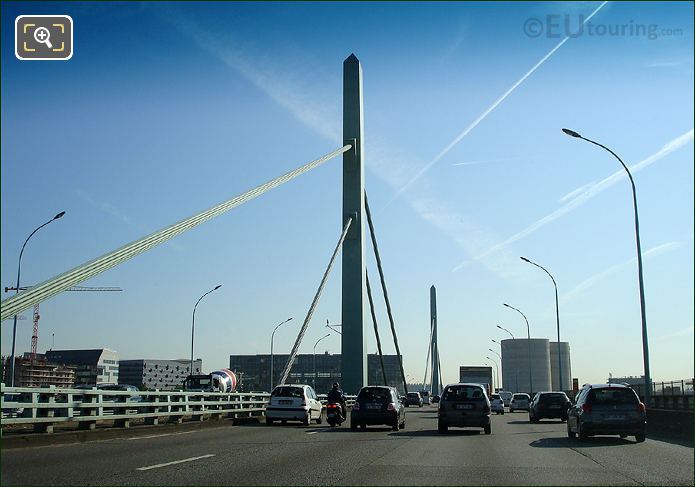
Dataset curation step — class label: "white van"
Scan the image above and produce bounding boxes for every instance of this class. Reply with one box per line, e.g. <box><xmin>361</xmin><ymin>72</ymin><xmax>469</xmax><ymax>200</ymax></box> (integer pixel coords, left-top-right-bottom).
<box><xmin>419</xmin><ymin>391</ymin><xmax>431</xmax><ymax>405</ymax></box>
<box><xmin>498</xmin><ymin>391</ymin><xmax>513</xmax><ymax>406</ymax></box>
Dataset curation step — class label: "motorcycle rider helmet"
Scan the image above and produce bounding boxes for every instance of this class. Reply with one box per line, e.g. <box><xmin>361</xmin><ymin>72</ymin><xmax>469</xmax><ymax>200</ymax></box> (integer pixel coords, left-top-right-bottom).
<box><xmin>332</xmin><ymin>382</ymin><xmax>340</xmax><ymax>390</ymax></box>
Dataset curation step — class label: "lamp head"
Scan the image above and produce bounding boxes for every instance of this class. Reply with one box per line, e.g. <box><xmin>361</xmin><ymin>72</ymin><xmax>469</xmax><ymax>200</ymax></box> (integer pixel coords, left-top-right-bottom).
<box><xmin>520</xmin><ymin>256</ymin><xmax>531</xmax><ymax>263</ymax></box>
<box><xmin>562</xmin><ymin>128</ymin><xmax>582</xmax><ymax>138</ymax></box>
<box><xmin>54</xmin><ymin>211</ymin><xmax>66</xmax><ymax>220</ymax></box>
<box><xmin>214</xmin><ymin>284</ymin><xmax>222</xmax><ymax>290</ymax></box>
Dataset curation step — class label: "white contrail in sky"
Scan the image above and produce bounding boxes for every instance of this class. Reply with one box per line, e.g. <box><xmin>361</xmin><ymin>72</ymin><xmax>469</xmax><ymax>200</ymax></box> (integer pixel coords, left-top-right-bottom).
<box><xmin>452</xmin><ymin>156</ymin><xmax>532</xmax><ymax>167</ymax></box>
<box><xmin>559</xmin><ymin>241</ymin><xmax>685</xmax><ymax>304</ymax></box>
<box><xmin>452</xmin><ymin>128</ymin><xmax>694</xmax><ymax>271</ymax></box>
<box><xmin>384</xmin><ymin>1</ymin><xmax>609</xmax><ymax>208</ymax></box>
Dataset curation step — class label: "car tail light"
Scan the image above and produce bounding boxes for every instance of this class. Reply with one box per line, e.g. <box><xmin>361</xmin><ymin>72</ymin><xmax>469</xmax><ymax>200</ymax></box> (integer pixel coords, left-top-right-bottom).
<box><xmin>327</xmin><ymin>403</ymin><xmax>337</xmax><ymax>409</ymax></box>
<box><xmin>637</xmin><ymin>402</ymin><xmax>646</xmax><ymax>413</ymax></box>
<box><xmin>387</xmin><ymin>402</ymin><xmax>396</xmax><ymax>411</ymax></box>
<box><xmin>301</xmin><ymin>400</ymin><xmax>307</xmax><ymax>407</ymax></box>
<box><xmin>581</xmin><ymin>404</ymin><xmax>592</xmax><ymax>413</ymax></box>
<box><xmin>352</xmin><ymin>402</ymin><xmax>360</xmax><ymax>411</ymax></box>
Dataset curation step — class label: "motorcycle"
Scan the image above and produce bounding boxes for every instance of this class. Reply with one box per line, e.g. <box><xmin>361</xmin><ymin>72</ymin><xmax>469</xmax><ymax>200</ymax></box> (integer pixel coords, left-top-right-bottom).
<box><xmin>326</xmin><ymin>402</ymin><xmax>345</xmax><ymax>427</ymax></box>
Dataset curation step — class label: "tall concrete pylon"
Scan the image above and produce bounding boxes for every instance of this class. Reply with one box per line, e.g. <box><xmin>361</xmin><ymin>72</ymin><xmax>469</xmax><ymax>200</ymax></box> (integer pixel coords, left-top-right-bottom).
<box><xmin>341</xmin><ymin>54</ymin><xmax>367</xmax><ymax>394</ymax></box>
<box><xmin>430</xmin><ymin>285</ymin><xmax>440</xmax><ymax>396</ymax></box>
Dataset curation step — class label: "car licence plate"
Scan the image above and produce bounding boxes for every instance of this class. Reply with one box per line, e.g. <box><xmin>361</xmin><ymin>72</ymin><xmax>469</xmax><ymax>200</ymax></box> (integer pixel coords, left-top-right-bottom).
<box><xmin>605</xmin><ymin>415</ymin><xmax>626</xmax><ymax>421</ymax></box>
<box><xmin>455</xmin><ymin>404</ymin><xmax>473</xmax><ymax>410</ymax></box>
<box><xmin>279</xmin><ymin>400</ymin><xmax>292</xmax><ymax>405</ymax></box>
<box><xmin>366</xmin><ymin>403</ymin><xmax>381</xmax><ymax>409</ymax></box>
<box><xmin>549</xmin><ymin>405</ymin><xmax>561</xmax><ymax>409</ymax></box>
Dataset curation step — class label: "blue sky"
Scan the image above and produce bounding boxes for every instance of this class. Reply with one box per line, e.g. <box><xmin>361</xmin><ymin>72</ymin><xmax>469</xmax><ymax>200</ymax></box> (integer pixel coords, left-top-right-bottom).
<box><xmin>2</xmin><ymin>1</ymin><xmax>693</xmax><ymax>388</ymax></box>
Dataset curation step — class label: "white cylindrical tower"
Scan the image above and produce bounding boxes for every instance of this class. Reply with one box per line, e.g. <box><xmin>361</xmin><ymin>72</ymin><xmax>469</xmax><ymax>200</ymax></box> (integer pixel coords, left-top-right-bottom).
<box><xmin>549</xmin><ymin>342</ymin><xmax>571</xmax><ymax>392</ymax></box>
<box><xmin>501</xmin><ymin>338</ymin><xmax>551</xmax><ymax>394</ymax></box>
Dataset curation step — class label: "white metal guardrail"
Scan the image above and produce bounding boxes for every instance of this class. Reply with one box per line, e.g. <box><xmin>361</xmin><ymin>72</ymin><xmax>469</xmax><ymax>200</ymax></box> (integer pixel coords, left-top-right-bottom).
<box><xmin>1</xmin><ymin>384</ymin><xmax>270</xmax><ymax>433</ymax></box>
<box><xmin>0</xmin><ymin>385</ymin><xmax>359</xmax><ymax>434</ymax></box>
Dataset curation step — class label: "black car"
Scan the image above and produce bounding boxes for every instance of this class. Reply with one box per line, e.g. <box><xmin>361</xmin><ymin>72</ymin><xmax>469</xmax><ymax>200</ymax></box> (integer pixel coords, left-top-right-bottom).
<box><xmin>350</xmin><ymin>386</ymin><xmax>406</xmax><ymax>431</ymax></box>
<box><xmin>567</xmin><ymin>383</ymin><xmax>646</xmax><ymax>442</ymax></box>
<box><xmin>529</xmin><ymin>391</ymin><xmax>571</xmax><ymax>422</ymax></box>
<box><xmin>437</xmin><ymin>383</ymin><xmax>491</xmax><ymax>434</ymax></box>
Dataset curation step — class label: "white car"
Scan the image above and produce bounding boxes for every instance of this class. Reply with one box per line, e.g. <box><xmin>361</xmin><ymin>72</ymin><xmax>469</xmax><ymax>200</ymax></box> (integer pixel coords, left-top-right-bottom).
<box><xmin>265</xmin><ymin>384</ymin><xmax>323</xmax><ymax>426</ymax></box>
<box><xmin>490</xmin><ymin>393</ymin><xmax>505</xmax><ymax>414</ymax></box>
<box><xmin>498</xmin><ymin>391</ymin><xmax>513</xmax><ymax>406</ymax></box>
<box><xmin>509</xmin><ymin>393</ymin><xmax>531</xmax><ymax>412</ymax></box>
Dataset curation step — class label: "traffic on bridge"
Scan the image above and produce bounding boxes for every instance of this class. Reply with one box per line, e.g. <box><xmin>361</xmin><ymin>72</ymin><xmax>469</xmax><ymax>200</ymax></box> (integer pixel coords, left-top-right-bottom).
<box><xmin>1</xmin><ymin>1</ymin><xmax>693</xmax><ymax>486</ymax></box>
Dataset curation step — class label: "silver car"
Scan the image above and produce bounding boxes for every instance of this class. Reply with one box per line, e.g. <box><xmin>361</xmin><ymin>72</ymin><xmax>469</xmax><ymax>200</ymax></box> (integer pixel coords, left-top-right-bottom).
<box><xmin>490</xmin><ymin>393</ymin><xmax>505</xmax><ymax>415</ymax></box>
<box><xmin>509</xmin><ymin>393</ymin><xmax>530</xmax><ymax>412</ymax></box>
<box><xmin>265</xmin><ymin>384</ymin><xmax>323</xmax><ymax>426</ymax></box>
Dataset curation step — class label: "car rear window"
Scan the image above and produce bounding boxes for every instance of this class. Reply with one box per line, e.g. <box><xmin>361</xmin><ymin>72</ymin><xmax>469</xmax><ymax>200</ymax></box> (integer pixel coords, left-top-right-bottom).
<box><xmin>491</xmin><ymin>394</ymin><xmax>500</xmax><ymax>400</ymax></box>
<box><xmin>512</xmin><ymin>394</ymin><xmax>529</xmax><ymax>400</ymax></box>
<box><xmin>588</xmin><ymin>388</ymin><xmax>638</xmax><ymax>405</ymax></box>
<box><xmin>272</xmin><ymin>386</ymin><xmax>304</xmax><ymax>398</ymax></box>
<box><xmin>540</xmin><ymin>393</ymin><xmax>568</xmax><ymax>403</ymax></box>
<box><xmin>407</xmin><ymin>393</ymin><xmax>419</xmax><ymax>398</ymax></box>
<box><xmin>442</xmin><ymin>385</ymin><xmax>485</xmax><ymax>401</ymax></box>
<box><xmin>358</xmin><ymin>387</ymin><xmax>392</xmax><ymax>403</ymax></box>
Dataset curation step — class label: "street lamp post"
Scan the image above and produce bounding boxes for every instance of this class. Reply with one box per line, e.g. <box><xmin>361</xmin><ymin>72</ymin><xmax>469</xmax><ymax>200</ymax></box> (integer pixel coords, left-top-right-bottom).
<box><xmin>485</xmin><ymin>361</ymin><xmax>496</xmax><ymax>391</ymax></box>
<box><xmin>270</xmin><ymin>317</ymin><xmax>293</xmax><ymax>391</ymax></box>
<box><xmin>313</xmin><ymin>333</ymin><xmax>331</xmax><ymax>389</ymax></box>
<box><xmin>521</xmin><ymin>256</ymin><xmax>563</xmax><ymax>391</ymax></box>
<box><xmin>190</xmin><ymin>284</ymin><xmax>222</xmax><ymax>376</ymax></box>
<box><xmin>496</xmin><ymin>324</ymin><xmax>515</xmax><ymax>339</ymax></box>
<box><xmin>563</xmin><ymin>128</ymin><xmax>651</xmax><ymax>405</ymax></box>
<box><xmin>326</xmin><ymin>319</ymin><xmax>342</xmax><ymax>335</ymax></box>
<box><xmin>8</xmin><ymin>211</ymin><xmax>65</xmax><ymax>387</ymax></box>
<box><xmin>504</xmin><ymin>303</ymin><xmax>533</xmax><ymax>394</ymax></box>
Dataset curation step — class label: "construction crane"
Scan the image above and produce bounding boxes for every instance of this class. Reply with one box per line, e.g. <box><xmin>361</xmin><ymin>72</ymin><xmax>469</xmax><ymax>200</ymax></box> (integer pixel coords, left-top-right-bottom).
<box><xmin>4</xmin><ymin>285</ymin><xmax>123</xmax><ymax>360</ymax></box>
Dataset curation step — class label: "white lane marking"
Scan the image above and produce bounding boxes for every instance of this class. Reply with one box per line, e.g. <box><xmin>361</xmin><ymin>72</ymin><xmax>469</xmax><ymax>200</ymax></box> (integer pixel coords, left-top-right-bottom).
<box><xmin>306</xmin><ymin>431</ymin><xmax>319</xmax><ymax>435</ymax></box>
<box><xmin>136</xmin><ymin>454</ymin><xmax>215</xmax><ymax>471</ymax></box>
<box><xmin>128</xmin><ymin>430</ymin><xmax>198</xmax><ymax>441</ymax></box>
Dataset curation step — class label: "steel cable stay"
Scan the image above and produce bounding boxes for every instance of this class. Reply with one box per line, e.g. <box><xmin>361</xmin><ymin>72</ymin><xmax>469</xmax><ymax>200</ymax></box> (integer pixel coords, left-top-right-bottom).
<box><xmin>366</xmin><ymin>270</ymin><xmax>388</xmax><ymax>386</ymax></box>
<box><xmin>422</xmin><ymin>317</ymin><xmax>435</xmax><ymax>389</ymax></box>
<box><xmin>364</xmin><ymin>191</ymin><xmax>408</xmax><ymax>395</ymax></box>
<box><xmin>278</xmin><ymin>217</ymin><xmax>353</xmax><ymax>386</ymax></box>
<box><xmin>0</xmin><ymin>145</ymin><xmax>351</xmax><ymax>321</ymax></box>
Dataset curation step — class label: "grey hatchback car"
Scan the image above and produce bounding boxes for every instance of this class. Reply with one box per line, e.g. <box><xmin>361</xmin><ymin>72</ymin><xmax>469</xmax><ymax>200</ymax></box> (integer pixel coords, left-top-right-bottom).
<box><xmin>437</xmin><ymin>383</ymin><xmax>491</xmax><ymax>434</ymax></box>
<box><xmin>567</xmin><ymin>383</ymin><xmax>646</xmax><ymax>442</ymax></box>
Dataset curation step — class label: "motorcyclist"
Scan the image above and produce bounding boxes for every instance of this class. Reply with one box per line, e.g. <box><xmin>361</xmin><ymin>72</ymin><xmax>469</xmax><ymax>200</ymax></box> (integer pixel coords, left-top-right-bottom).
<box><xmin>327</xmin><ymin>382</ymin><xmax>346</xmax><ymax>419</ymax></box>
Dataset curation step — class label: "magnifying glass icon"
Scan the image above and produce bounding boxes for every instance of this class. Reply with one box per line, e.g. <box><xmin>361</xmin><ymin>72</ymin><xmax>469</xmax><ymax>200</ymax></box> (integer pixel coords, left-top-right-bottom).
<box><xmin>33</xmin><ymin>27</ymin><xmax>53</xmax><ymax>49</ymax></box>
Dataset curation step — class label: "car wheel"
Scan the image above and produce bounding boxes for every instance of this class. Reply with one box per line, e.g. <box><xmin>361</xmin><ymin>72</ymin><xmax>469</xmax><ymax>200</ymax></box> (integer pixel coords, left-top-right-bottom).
<box><xmin>392</xmin><ymin>421</ymin><xmax>398</xmax><ymax>431</ymax></box>
<box><xmin>350</xmin><ymin>421</ymin><xmax>357</xmax><ymax>431</ymax></box>
<box><xmin>399</xmin><ymin>420</ymin><xmax>405</xmax><ymax>429</ymax></box>
<box><xmin>501</xmin><ymin>411</ymin><xmax>505</xmax><ymax>415</ymax></box>
<box><xmin>635</xmin><ymin>433</ymin><xmax>646</xmax><ymax>443</ymax></box>
<box><xmin>316</xmin><ymin>410</ymin><xmax>322</xmax><ymax>425</ymax></box>
<box><xmin>266</xmin><ymin>418</ymin><xmax>274</xmax><ymax>426</ymax></box>
<box><xmin>484</xmin><ymin>424</ymin><xmax>491</xmax><ymax>435</ymax></box>
<box><xmin>303</xmin><ymin>411</ymin><xmax>311</xmax><ymax>426</ymax></box>
<box><xmin>619</xmin><ymin>433</ymin><xmax>627</xmax><ymax>439</ymax></box>
<box><xmin>360</xmin><ymin>424</ymin><xmax>366</xmax><ymax>430</ymax></box>
<box><xmin>281</xmin><ymin>420</ymin><xmax>287</xmax><ymax>425</ymax></box>
<box><xmin>438</xmin><ymin>422</ymin><xmax>448</xmax><ymax>434</ymax></box>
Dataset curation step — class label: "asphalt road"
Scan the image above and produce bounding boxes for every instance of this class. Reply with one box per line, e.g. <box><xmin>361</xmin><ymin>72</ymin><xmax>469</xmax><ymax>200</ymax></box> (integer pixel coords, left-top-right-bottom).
<box><xmin>2</xmin><ymin>406</ymin><xmax>693</xmax><ymax>485</ymax></box>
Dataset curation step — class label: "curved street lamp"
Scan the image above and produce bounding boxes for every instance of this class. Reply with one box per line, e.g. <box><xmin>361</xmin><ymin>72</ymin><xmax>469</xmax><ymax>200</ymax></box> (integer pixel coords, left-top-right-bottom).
<box><xmin>563</xmin><ymin>127</ymin><xmax>651</xmax><ymax>405</ymax></box>
<box><xmin>485</xmin><ymin>357</ymin><xmax>499</xmax><ymax>392</ymax></box>
<box><xmin>270</xmin><ymin>317</ymin><xmax>293</xmax><ymax>390</ymax></box>
<box><xmin>503</xmin><ymin>303</ymin><xmax>533</xmax><ymax>394</ymax></box>
<box><xmin>190</xmin><ymin>284</ymin><xmax>222</xmax><ymax>376</ymax></box>
<box><xmin>496</xmin><ymin>324</ymin><xmax>515</xmax><ymax>339</ymax></box>
<box><xmin>487</xmin><ymin>351</ymin><xmax>501</xmax><ymax>392</ymax></box>
<box><xmin>521</xmin><ymin>256</ymin><xmax>563</xmax><ymax>391</ymax></box>
<box><xmin>8</xmin><ymin>211</ymin><xmax>66</xmax><ymax>386</ymax></box>
<box><xmin>313</xmin><ymin>333</ymin><xmax>331</xmax><ymax>389</ymax></box>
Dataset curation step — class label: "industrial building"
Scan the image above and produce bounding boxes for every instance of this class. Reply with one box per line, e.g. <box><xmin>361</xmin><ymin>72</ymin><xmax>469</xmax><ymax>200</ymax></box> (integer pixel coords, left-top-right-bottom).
<box><xmin>3</xmin><ymin>354</ymin><xmax>76</xmax><ymax>387</ymax></box>
<box><xmin>45</xmin><ymin>349</ymin><xmax>119</xmax><ymax>385</ymax></box>
<box><xmin>499</xmin><ymin>339</ymin><xmax>572</xmax><ymax>394</ymax></box>
<box><xmin>229</xmin><ymin>353</ymin><xmax>404</xmax><ymax>394</ymax></box>
<box><xmin>118</xmin><ymin>359</ymin><xmax>202</xmax><ymax>390</ymax></box>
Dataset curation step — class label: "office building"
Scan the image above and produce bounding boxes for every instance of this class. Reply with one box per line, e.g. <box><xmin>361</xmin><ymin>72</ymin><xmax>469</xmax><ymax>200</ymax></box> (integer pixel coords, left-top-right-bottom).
<box><xmin>229</xmin><ymin>353</ymin><xmax>404</xmax><ymax>394</ymax></box>
<box><xmin>45</xmin><ymin>349</ymin><xmax>119</xmax><ymax>385</ymax></box>
<box><xmin>119</xmin><ymin>359</ymin><xmax>202</xmax><ymax>390</ymax></box>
